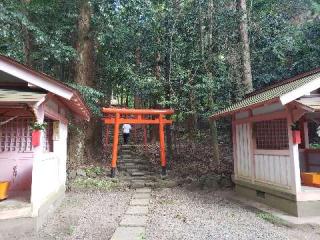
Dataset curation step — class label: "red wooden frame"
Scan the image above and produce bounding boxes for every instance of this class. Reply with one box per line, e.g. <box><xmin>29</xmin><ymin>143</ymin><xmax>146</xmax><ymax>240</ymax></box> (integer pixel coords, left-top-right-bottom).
<box><xmin>102</xmin><ymin>107</ymin><xmax>174</xmax><ymax>177</ymax></box>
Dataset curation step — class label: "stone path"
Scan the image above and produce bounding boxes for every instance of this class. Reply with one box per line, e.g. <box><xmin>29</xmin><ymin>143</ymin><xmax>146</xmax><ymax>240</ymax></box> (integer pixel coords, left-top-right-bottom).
<box><xmin>111</xmin><ymin>188</ymin><xmax>151</xmax><ymax>240</ymax></box>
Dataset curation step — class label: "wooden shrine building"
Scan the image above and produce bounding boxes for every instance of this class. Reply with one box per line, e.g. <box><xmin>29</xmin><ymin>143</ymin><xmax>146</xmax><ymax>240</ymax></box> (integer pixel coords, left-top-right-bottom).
<box><xmin>211</xmin><ymin>68</ymin><xmax>320</xmax><ymax>217</ymax></box>
<box><xmin>0</xmin><ymin>55</ymin><xmax>90</xmax><ymax>233</ymax></box>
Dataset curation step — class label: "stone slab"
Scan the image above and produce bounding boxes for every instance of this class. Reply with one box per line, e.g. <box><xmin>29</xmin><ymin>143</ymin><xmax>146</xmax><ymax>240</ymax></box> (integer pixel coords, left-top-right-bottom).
<box><xmin>145</xmin><ymin>182</ymin><xmax>156</xmax><ymax>188</ymax></box>
<box><xmin>136</xmin><ymin>188</ymin><xmax>151</xmax><ymax>193</ymax></box>
<box><xmin>130</xmin><ymin>198</ymin><xmax>150</xmax><ymax>206</ymax></box>
<box><xmin>126</xmin><ymin>206</ymin><xmax>149</xmax><ymax>215</ymax></box>
<box><xmin>120</xmin><ymin>215</ymin><xmax>147</xmax><ymax>227</ymax></box>
<box><xmin>111</xmin><ymin>226</ymin><xmax>145</xmax><ymax>240</ymax></box>
<box><xmin>130</xmin><ymin>181</ymin><xmax>145</xmax><ymax>189</ymax></box>
<box><xmin>133</xmin><ymin>193</ymin><xmax>151</xmax><ymax>199</ymax></box>
<box><xmin>131</xmin><ymin>172</ymin><xmax>146</xmax><ymax>177</ymax></box>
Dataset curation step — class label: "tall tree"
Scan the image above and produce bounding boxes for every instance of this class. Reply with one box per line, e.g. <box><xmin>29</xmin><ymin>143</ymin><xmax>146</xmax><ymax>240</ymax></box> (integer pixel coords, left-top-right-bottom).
<box><xmin>75</xmin><ymin>0</ymin><xmax>95</xmax><ymax>87</ymax></box>
<box><xmin>21</xmin><ymin>0</ymin><xmax>33</xmax><ymax>66</ymax></box>
<box><xmin>238</xmin><ymin>0</ymin><xmax>253</xmax><ymax>92</ymax></box>
<box><xmin>70</xmin><ymin>0</ymin><xmax>99</xmax><ymax>164</ymax></box>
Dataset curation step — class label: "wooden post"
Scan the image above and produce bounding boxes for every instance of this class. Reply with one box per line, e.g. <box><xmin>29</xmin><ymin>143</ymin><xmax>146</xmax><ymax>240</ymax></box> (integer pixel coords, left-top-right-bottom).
<box><xmin>248</xmin><ymin>109</ymin><xmax>256</xmax><ymax>184</ymax></box>
<box><xmin>232</xmin><ymin>115</ymin><xmax>238</xmax><ymax>179</ymax></box>
<box><xmin>303</xmin><ymin>121</ymin><xmax>310</xmax><ymax>171</ymax></box>
<box><xmin>143</xmin><ymin>125</ymin><xmax>147</xmax><ymax>151</ymax></box>
<box><xmin>106</xmin><ymin>125</ymin><xmax>109</xmax><ymax>146</ymax></box>
<box><xmin>133</xmin><ymin>125</ymin><xmax>137</xmax><ymax>144</ymax></box>
<box><xmin>159</xmin><ymin>114</ymin><xmax>166</xmax><ymax>175</ymax></box>
<box><xmin>286</xmin><ymin>107</ymin><xmax>302</xmax><ymax>194</ymax></box>
<box><xmin>303</xmin><ymin>121</ymin><xmax>309</xmax><ymax>148</ymax></box>
<box><xmin>111</xmin><ymin>112</ymin><xmax>120</xmax><ymax>177</ymax></box>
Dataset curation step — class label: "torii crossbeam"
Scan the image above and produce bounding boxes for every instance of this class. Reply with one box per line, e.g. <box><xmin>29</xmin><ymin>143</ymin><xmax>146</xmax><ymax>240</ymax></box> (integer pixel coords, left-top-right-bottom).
<box><xmin>102</xmin><ymin>107</ymin><xmax>174</xmax><ymax>177</ymax></box>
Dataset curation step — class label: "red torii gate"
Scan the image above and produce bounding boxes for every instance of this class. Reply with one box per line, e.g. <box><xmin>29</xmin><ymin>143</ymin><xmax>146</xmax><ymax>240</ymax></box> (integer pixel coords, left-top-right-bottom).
<box><xmin>102</xmin><ymin>107</ymin><xmax>174</xmax><ymax>177</ymax></box>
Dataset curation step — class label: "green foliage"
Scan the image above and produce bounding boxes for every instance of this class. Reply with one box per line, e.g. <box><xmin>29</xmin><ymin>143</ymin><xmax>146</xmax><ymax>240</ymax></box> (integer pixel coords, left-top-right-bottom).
<box><xmin>310</xmin><ymin>143</ymin><xmax>320</xmax><ymax>149</ymax></box>
<box><xmin>30</xmin><ymin>121</ymin><xmax>47</xmax><ymax>131</ymax></box>
<box><xmin>256</xmin><ymin>211</ymin><xmax>291</xmax><ymax>227</ymax></box>
<box><xmin>250</xmin><ymin>0</ymin><xmax>320</xmax><ymax>88</ymax></box>
<box><xmin>0</xmin><ymin>0</ymin><xmax>319</xmax><ymax>125</ymax></box>
<box><xmin>69</xmin><ymin>84</ymin><xmax>105</xmax><ymax>117</ymax></box>
<box><xmin>84</xmin><ymin>166</ymin><xmax>105</xmax><ymax>176</ymax></box>
<box><xmin>73</xmin><ymin>177</ymin><xmax>119</xmax><ymax>191</ymax></box>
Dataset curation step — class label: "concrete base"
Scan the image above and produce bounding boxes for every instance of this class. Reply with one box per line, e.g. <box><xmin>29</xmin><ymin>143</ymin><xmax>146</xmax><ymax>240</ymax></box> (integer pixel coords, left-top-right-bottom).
<box><xmin>0</xmin><ymin>187</ymin><xmax>65</xmax><ymax>239</ymax></box>
<box><xmin>36</xmin><ymin>186</ymin><xmax>65</xmax><ymax>230</ymax></box>
<box><xmin>235</xmin><ymin>180</ymin><xmax>320</xmax><ymax>217</ymax></box>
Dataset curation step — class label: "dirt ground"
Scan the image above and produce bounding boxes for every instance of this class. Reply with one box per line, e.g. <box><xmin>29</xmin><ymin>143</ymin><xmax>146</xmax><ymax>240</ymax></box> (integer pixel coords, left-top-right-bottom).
<box><xmin>5</xmin><ymin>187</ymin><xmax>320</xmax><ymax>240</ymax></box>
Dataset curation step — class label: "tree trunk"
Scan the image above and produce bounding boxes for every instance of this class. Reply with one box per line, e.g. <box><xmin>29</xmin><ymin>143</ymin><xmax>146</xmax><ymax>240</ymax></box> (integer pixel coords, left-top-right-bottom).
<box><xmin>238</xmin><ymin>0</ymin><xmax>253</xmax><ymax>93</ymax></box>
<box><xmin>203</xmin><ymin>1</ymin><xmax>220</xmax><ymax>164</ymax></box>
<box><xmin>74</xmin><ymin>0</ymin><xmax>95</xmax><ymax>87</ymax></box>
<box><xmin>134</xmin><ymin>47</ymin><xmax>142</xmax><ymax>108</ymax></box>
<box><xmin>164</xmin><ymin>53</ymin><xmax>173</xmax><ymax>163</ymax></box>
<box><xmin>69</xmin><ymin>0</ymin><xmax>101</xmax><ymax>165</ymax></box>
<box><xmin>155</xmin><ymin>37</ymin><xmax>161</xmax><ymax>80</ymax></box>
<box><xmin>21</xmin><ymin>0</ymin><xmax>32</xmax><ymax>66</ymax></box>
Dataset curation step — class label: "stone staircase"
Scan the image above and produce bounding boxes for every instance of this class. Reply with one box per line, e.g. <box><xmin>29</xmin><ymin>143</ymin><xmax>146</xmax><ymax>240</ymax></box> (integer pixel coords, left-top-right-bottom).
<box><xmin>117</xmin><ymin>145</ymin><xmax>158</xmax><ymax>188</ymax></box>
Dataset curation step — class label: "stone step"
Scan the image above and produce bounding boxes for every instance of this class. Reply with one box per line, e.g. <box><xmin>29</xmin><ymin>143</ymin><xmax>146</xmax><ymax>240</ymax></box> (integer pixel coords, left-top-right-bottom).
<box><xmin>123</xmin><ymin>175</ymin><xmax>156</xmax><ymax>181</ymax></box>
<box><xmin>120</xmin><ymin>215</ymin><xmax>147</xmax><ymax>227</ymax></box>
<box><xmin>118</xmin><ymin>162</ymin><xmax>148</xmax><ymax>167</ymax></box>
<box><xmin>118</xmin><ymin>165</ymin><xmax>149</xmax><ymax>171</ymax></box>
<box><xmin>120</xmin><ymin>149</ymin><xmax>133</xmax><ymax>153</ymax></box>
<box><xmin>118</xmin><ymin>159</ymin><xmax>148</xmax><ymax>164</ymax></box>
<box><xmin>130</xmin><ymin>180</ymin><xmax>146</xmax><ymax>189</ymax></box>
<box><xmin>125</xmin><ymin>169</ymin><xmax>153</xmax><ymax>174</ymax></box>
<box><xmin>130</xmin><ymin>171</ymin><xmax>148</xmax><ymax>177</ymax></box>
<box><xmin>120</xmin><ymin>145</ymin><xmax>135</xmax><ymax>150</ymax></box>
<box><xmin>111</xmin><ymin>226</ymin><xmax>145</xmax><ymax>240</ymax></box>
<box><xmin>120</xmin><ymin>154</ymin><xmax>135</xmax><ymax>159</ymax></box>
<box><xmin>0</xmin><ymin>205</ymin><xmax>32</xmax><ymax>220</ymax></box>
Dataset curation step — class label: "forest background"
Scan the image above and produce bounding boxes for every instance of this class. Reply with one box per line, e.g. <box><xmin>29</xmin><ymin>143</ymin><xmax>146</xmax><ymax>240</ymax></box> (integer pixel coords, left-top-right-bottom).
<box><xmin>1</xmin><ymin>0</ymin><xmax>319</xmax><ymax>177</ymax></box>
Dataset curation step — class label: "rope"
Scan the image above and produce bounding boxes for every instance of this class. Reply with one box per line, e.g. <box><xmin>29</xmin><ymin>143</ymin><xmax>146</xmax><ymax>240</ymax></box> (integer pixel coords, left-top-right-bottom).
<box><xmin>0</xmin><ymin>116</ymin><xmax>19</xmax><ymax>126</ymax></box>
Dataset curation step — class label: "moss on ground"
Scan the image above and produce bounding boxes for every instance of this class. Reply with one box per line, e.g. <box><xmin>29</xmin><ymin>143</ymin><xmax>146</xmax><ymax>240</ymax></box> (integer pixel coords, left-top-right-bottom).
<box><xmin>256</xmin><ymin>211</ymin><xmax>292</xmax><ymax>228</ymax></box>
<box><xmin>84</xmin><ymin>166</ymin><xmax>105</xmax><ymax>176</ymax></box>
<box><xmin>71</xmin><ymin>177</ymin><xmax>120</xmax><ymax>191</ymax></box>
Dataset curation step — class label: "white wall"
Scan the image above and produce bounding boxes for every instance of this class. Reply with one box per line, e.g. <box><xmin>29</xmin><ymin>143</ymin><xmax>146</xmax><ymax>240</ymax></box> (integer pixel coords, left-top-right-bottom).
<box><xmin>235</xmin><ymin>123</ymin><xmax>252</xmax><ymax>179</ymax></box>
<box><xmin>30</xmin><ymin>121</ymin><xmax>68</xmax><ymax>216</ymax></box>
<box><xmin>254</xmin><ymin>152</ymin><xmax>291</xmax><ymax>188</ymax></box>
<box><xmin>234</xmin><ymin>115</ymin><xmax>295</xmax><ymax>192</ymax></box>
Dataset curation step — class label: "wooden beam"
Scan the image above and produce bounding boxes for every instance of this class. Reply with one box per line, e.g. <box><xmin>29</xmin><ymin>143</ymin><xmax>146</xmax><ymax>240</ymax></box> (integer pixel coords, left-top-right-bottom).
<box><xmin>234</xmin><ymin>111</ymin><xmax>287</xmax><ymax>125</ymax></box>
<box><xmin>102</xmin><ymin>107</ymin><xmax>174</xmax><ymax>115</ymax></box>
<box><xmin>103</xmin><ymin>118</ymin><xmax>172</xmax><ymax>125</ymax></box>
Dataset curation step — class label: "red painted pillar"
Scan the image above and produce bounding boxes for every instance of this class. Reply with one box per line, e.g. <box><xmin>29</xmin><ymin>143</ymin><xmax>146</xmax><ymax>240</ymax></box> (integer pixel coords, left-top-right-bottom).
<box><xmin>159</xmin><ymin>114</ymin><xmax>166</xmax><ymax>175</ymax></box>
<box><xmin>111</xmin><ymin>112</ymin><xmax>120</xmax><ymax>177</ymax></box>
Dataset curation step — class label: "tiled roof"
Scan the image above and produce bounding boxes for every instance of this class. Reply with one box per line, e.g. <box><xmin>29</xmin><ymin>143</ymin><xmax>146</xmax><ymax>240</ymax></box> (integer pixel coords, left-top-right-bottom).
<box><xmin>0</xmin><ymin>88</ymin><xmax>46</xmax><ymax>104</ymax></box>
<box><xmin>211</xmin><ymin>70</ymin><xmax>320</xmax><ymax>119</ymax></box>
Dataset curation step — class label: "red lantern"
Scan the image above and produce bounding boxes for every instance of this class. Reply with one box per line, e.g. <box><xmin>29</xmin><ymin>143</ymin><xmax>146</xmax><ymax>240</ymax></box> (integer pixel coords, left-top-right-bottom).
<box><xmin>32</xmin><ymin>130</ymin><xmax>41</xmax><ymax>147</ymax></box>
<box><xmin>292</xmin><ymin>130</ymin><xmax>301</xmax><ymax>144</ymax></box>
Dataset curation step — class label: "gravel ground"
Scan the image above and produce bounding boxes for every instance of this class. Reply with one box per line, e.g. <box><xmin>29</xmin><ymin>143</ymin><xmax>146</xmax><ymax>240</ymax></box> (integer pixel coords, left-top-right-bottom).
<box><xmin>5</xmin><ymin>187</ymin><xmax>320</xmax><ymax>240</ymax></box>
<box><xmin>7</xmin><ymin>189</ymin><xmax>132</xmax><ymax>240</ymax></box>
<box><xmin>146</xmin><ymin>188</ymin><xmax>320</xmax><ymax>240</ymax></box>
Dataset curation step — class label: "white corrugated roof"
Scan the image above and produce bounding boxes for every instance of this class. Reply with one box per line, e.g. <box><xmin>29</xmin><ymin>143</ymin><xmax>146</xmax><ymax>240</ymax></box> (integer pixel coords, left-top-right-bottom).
<box><xmin>0</xmin><ymin>88</ymin><xmax>46</xmax><ymax>104</ymax></box>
